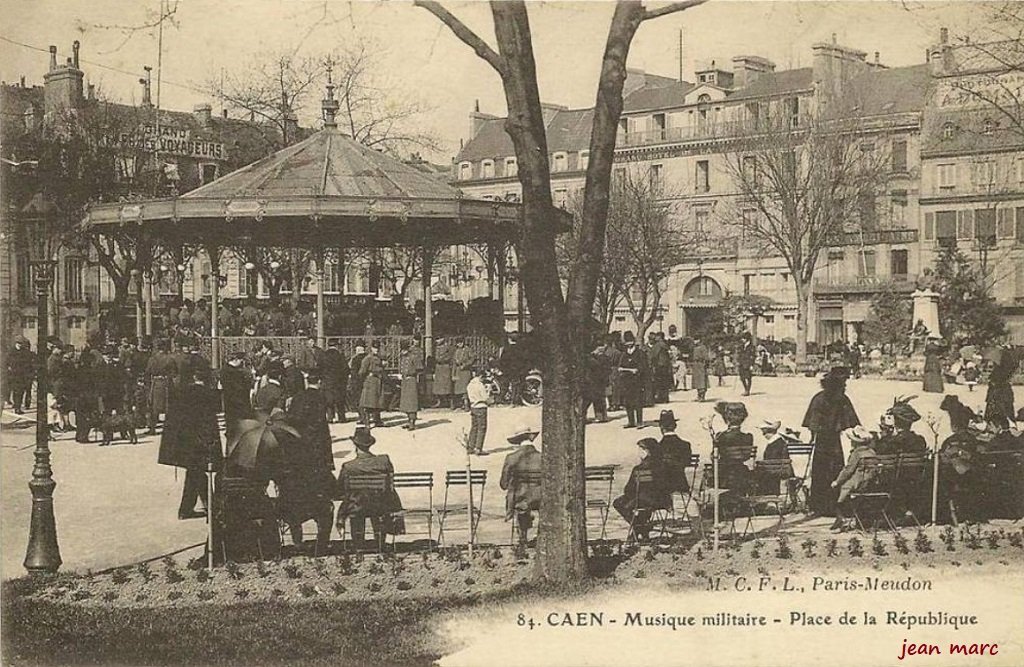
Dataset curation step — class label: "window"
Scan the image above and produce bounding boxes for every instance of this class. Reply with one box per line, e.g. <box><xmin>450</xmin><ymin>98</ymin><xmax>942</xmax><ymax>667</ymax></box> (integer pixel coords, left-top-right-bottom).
<box><xmin>859</xmin><ymin>191</ymin><xmax>877</xmax><ymax>230</ymax></box>
<box><xmin>504</xmin><ymin>191</ymin><xmax>520</xmax><ymax>202</ymax></box>
<box><xmin>742</xmin><ymin>155</ymin><xmax>757</xmax><ymax>184</ymax></box>
<box><xmin>743</xmin><ymin>275</ymin><xmax>752</xmax><ymax>296</ymax></box>
<box><xmin>695</xmin><ymin>276</ymin><xmax>716</xmax><ymax>296</ymax></box>
<box><xmin>891</xmin><ymin>140</ymin><xmax>908</xmax><ymax>172</ymax></box>
<box><xmin>652</xmin><ymin>113</ymin><xmax>666</xmax><ymax>140</ymax></box>
<box><xmin>982</xmin><ymin>118</ymin><xmax>995</xmax><ymax>135</ymax></box>
<box><xmin>67</xmin><ymin>316</ymin><xmax>85</xmax><ymax>330</ymax></box>
<box><xmin>763</xmin><ymin>315</ymin><xmax>775</xmax><ymax>324</ymax></box>
<box><xmin>552</xmin><ymin>153</ymin><xmax>567</xmax><ymax>172</ymax></box>
<box><xmin>1018</xmin><ymin>208</ymin><xmax>1024</xmax><ymax>244</ymax></box>
<box><xmin>613</xmin><ymin>167</ymin><xmax>626</xmax><ymax>185</ymax></box>
<box><xmin>459</xmin><ymin>162</ymin><xmax>472</xmax><ymax>180</ymax></box>
<box><xmin>697</xmin><ymin>93</ymin><xmax>712</xmax><ymax>104</ymax></box>
<box><xmin>745</xmin><ymin>102</ymin><xmax>760</xmax><ymax>127</ymax></box>
<box><xmin>695</xmin><ymin>159</ymin><xmax>710</xmax><ymax>193</ymax></box>
<box><xmin>858</xmin><ymin>249</ymin><xmax>876</xmax><ymax>276</ymax></box>
<box><xmin>957</xmin><ymin>210</ymin><xmax>974</xmax><ymax>240</ymax></box>
<box><xmin>784</xmin><ymin>314</ymin><xmax>795</xmax><ymax>321</ymax></box>
<box><xmin>975</xmin><ymin>208</ymin><xmax>996</xmax><ymax>245</ymax></box>
<box><xmin>860</xmin><ymin>141</ymin><xmax>875</xmax><ymax>153</ymax></box>
<box><xmin>199</xmin><ymin>163</ymin><xmax>218</xmax><ymax>185</ymax></box>
<box><xmin>649</xmin><ymin>163</ymin><xmax>663</xmax><ymax>190</ymax></box>
<box><xmin>577</xmin><ymin>151</ymin><xmax>589</xmax><ymax>171</ymax></box>
<box><xmin>891</xmin><ymin>249</ymin><xmax>908</xmax><ymax>278</ymax></box>
<box><xmin>938</xmin><ymin>163</ymin><xmax>956</xmax><ymax>189</ymax></box>
<box><xmin>239</xmin><ymin>265</ymin><xmax>257</xmax><ymax>296</ymax></box>
<box><xmin>891</xmin><ymin>196</ymin><xmax>907</xmax><ymax>225</ymax></box>
<box><xmin>741</xmin><ymin>208</ymin><xmax>758</xmax><ymax>233</ymax></box>
<box><xmin>64</xmin><ymin>257</ymin><xmax>84</xmax><ymax>301</ymax></box>
<box><xmin>505</xmin><ymin>157</ymin><xmax>517</xmax><ymax>178</ymax></box>
<box><xmin>972</xmin><ymin>160</ymin><xmax>995</xmax><ymax>189</ymax></box>
<box><xmin>997</xmin><ymin>208</ymin><xmax>1015</xmax><ymax>239</ymax></box>
<box><xmin>201</xmin><ymin>259</ymin><xmax>213</xmax><ymax>296</ymax></box>
<box><xmin>324</xmin><ymin>261</ymin><xmax>339</xmax><ymax>292</ymax></box>
<box><xmin>16</xmin><ymin>255</ymin><xmax>32</xmax><ymax>301</ymax></box>
<box><xmin>786</xmin><ymin>96</ymin><xmax>800</xmax><ymax>127</ymax></box>
<box><xmin>618</xmin><ymin>118</ymin><xmax>630</xmax><ymax>142</ymax></box>
<box><xmin>481</xmin><ymin>159</ymin><xmax>495</xmax><ymax>179</ymax></box>
<box><xmin>942</xmin><ymin>122</ymin><xmax>956</xmax><ymax>140</ymax></box>
<box><xmin>553</xmin><ymin>188</ymin><xmax>568</xmax><ymax>208</ymax></box>
<box><xmin>935</xmin><ymin>211</ymin><xmax>957</xmax><ymax>240</ymax></box>
<box><xmin>924</xmin><ymin>212</ymin><xmax>935</xmax><ymax>240</ymax></box>
<box><xmin>694</xmin><ymin>209</ymin><xmax>709</xmax><ymax>235</ymax></box>
<box><xmin>22</xmin><ymin>316</ymin><xmax>37</xmax><ymax>330</ymax></box>
<box><xmin>115</xmin><ymin>156</ymin><xmax>137</xmax><ymax>182</ymax></box>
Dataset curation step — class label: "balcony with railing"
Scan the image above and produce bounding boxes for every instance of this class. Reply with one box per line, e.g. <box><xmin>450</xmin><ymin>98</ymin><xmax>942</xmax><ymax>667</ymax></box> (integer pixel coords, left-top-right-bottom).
<box><xmin>618</xmin><ymin>120</ymin><xmax>756</xmax><ymax>148</ymax></box>
<box><xmin>675</xmin><ymin>236</ymin><xmax>740</xmax><ymax>261</ymax></box>
<box><xmin>813</xmin><ymin>273</ymin><xmax>918</xmax><ymax>295</ymax></box>
<box><xmin>826</xmin><ymin>228</ymin><xmax>919</xmax><ymax>246</ymax></box>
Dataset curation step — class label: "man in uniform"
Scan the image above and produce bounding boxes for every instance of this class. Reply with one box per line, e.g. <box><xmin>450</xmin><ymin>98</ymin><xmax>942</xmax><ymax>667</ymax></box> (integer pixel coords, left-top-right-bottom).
<box><xmin>690</xmin><ymin>337</ymin><xmax>711</xmax><ymax>402</ymax></box>
<box><xmin>358</xmin><ymin>343</ymin><xmax>385</xmax><ymax>427</ymax></box>
<box><xmin>6</xmin><ymin>338</ymin><xmax>35</xmax><ymax>414</ymax></box>
<box><xmin>320</xmin><ymin>340</ymin><xmax>349</xmax><ymax>423</ymax></box>
<box><xmin>453</xmin><ymin>339</ymin><xmax>475</xmax><ymax>410</ymax></box>
<box><xmin>736</xmin><ymin>333</ymin><xmax>756</xmax><ymax>397</ymax></box>
<box><xmin>432</xmin><ymin>337</ymin><xmax>454</xmax><ymax>409</ymax></box>
<box><xmin>398</xmin><ymin>341</ymin><xmax>423</xmax><ymax>430</ymax></box>
<box><xmin>145</xmin><ymin>339</ymin><xmax>177</xmax><ymax>435</ymax></box>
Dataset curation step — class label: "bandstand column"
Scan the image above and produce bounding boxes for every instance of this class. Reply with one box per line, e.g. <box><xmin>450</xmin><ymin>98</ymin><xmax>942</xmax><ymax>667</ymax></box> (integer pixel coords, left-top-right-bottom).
<box><xmin>315</xmin><ymin>249</ymin><xmax>326</xmax><ymax>348</ymax></box>
<box><xmin>422</xmin><ymin>247</ymin><xmax>434</xmax><ymax>358</ymax></box>
<box><xmin>132</xmin><ymin>269</ymin><xmax>144</xmax><ymax>342</ymax></box>
<box><xmin>144</xmin><ymin>270</ymin><xmax>154</xmax><ymax>337</ymax></box>
<box><xmin>207</xmin><ymin>246</ymin><xmax>221</xmax><ymax>369</ymax></box>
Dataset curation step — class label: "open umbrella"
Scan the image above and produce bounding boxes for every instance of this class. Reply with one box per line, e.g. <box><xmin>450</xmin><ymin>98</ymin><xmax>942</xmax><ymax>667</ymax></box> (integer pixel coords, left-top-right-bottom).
<box><xmin>225</xmin><ymin>409</ymin><xmax>299</xmax><ymax>474</ymax></box>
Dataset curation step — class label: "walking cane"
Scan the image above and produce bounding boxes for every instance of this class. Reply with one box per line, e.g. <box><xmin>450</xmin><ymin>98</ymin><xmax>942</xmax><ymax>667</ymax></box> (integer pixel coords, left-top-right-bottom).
<box><xmin>701</xmin><ymin>416</ymin><xmax>719</xmax><ymax>552</ymax></box>
<box><xmin>925</xmin><ymin>414</ymin><xmax>940</xmax><ymax>525</ymax></box>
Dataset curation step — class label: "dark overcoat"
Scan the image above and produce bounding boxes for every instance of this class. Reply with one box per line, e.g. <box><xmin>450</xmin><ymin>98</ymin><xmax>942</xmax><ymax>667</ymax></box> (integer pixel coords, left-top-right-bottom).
<box><xmin>159</xmin><ymin>382</ymin><xmax>222</xmax><ymax>471</ymax></box>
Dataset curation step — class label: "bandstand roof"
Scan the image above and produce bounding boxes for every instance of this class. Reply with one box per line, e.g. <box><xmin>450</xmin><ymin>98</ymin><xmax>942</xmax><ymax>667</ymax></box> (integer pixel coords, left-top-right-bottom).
<box><xmin>82</xmin><ymin>126</ymin><xmax>529</xmax><ymax>249</ymax></box>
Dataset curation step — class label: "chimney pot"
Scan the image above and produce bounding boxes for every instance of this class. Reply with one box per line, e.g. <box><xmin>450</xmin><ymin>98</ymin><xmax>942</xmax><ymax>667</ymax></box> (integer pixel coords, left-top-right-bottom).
<box><xmin>222</xmin><ymin>108</ymin><xmax>228</xmax><ymax>118</ymax></box>
<box><xmin>940</xmin><ymin>27</ymin><xmax>948</xmax><ymax>44</ymax></box>
<box><xmin>72</xmin><ymin>40</ymin><xmax>80</xmax><ymax>68</ymax></box>
<box><xmin>49</xmin><ymin>45</ymin><xmax>57</xmax><ymax>71</ymax></box>
<box><xmin>20</xmin><ymin>76</ymin><xmax>25</xmax><ymax>87</ymax></box>
<box><xmin>874</xmin><ymin>51</ymin><xmax>880</xmax><ymax>65</ymax></box>
<box><xmin>88</xmin><ymin>83</ymin><xmax>95</xmax><ymax>100</ymax></box>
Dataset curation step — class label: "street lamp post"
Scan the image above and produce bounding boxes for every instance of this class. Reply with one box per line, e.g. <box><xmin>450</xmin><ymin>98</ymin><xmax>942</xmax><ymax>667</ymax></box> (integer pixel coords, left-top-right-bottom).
<box><xmin>23</xmin><ymin>254</ymin><xmax>62</xmax><ymax>575</ymax></box>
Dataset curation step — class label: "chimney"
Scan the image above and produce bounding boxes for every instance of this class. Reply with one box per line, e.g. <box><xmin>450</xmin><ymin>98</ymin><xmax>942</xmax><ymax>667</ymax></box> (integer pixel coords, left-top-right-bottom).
<box><xmin>940</xmin><ymin>27</ymin><xmax>948</xmax><ymax>45</ymax></box>
<box><xmin>43</xmin><ymin>42</ymin><xmax>84</xmax><ymax>114</ymax></box>
<box><xmin>812</xmin><ymin>38</ymin><xmax>868</xmax><ymax>105</ymax></box>
<box><xmin>469</xmin><ymin>102</ymin><xmax>498</xmax><ymax>139</ymax></box>
<box><xmin>928</xmin><ymin>27</ymin><xmax>953</xmax><ymax>76</ymax></box>
<box><xmin>72</xmin><ymin>40</ymin><xmax>80</xmax><ymax>68</ymax></box>
<box><xmin>19</xmin><ymin>76</ymin><xmax>25</xmax><ymax>88</ymax></box>
<box><xmin>731</xmin><ymin>55</ymin><xmax>775</xmax><ymax>89</ymax></box>
<box><xmin>193</xmin><ymin>103</ymin><xmax>212</xmax><ymax>126</ymax></box>
<box><xmin>87</xmin><ymin>83</ymin><xmax>95</xmax><ymax>100</ymax></box>
<box><xmin>140</xmin><ymin>66</ymin><xmax>153</xmax><ymax>107</ymax></box>
<box><xmin>222</xmin><ymin>108</ymin><xmax>228</xmax><ymax>119</ymax></box>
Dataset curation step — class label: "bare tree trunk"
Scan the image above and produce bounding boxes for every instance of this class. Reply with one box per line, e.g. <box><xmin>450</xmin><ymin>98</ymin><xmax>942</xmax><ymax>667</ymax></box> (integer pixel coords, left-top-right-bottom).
<box><xmin>795</xmin><ymin>282</ymin><xmax>810</xmax><ymax>362</ymax></box>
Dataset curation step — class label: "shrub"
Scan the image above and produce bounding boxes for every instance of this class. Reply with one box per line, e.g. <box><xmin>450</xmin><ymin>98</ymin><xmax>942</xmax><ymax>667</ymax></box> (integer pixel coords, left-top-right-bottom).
<box><xmin>165</xmin><ymin>569</ymin><xmax>184</xmax><ymax>585</ymax></box>
<box><xmin>893</xmin><ymin>532</ymin><xmax>910</xmax><ymax>555</ymax></box>
<box><xmin>330</xmin><ymin>582</ymin><xmax>347</xmax><ymax>595</ymax></box>
<box><xmin>940</xmin><ymin>526</ymin><xmax>956</xmax><ymax>551</ymax></box>
<box><xmin>224</xmin><ymin>561</ymin><xmax>243</xmax><ymax>580</ymax></box>
<box><xmin>234</xmin><ymin>588</ymin><xmax>250</xmax><ymax>599</ymax></box>
<box><xmin>695</xmin><ymin>547</ymin><xmax>704</xmax><ymax>561</ymax></box>
<box><xmin>396</xmin><ymin>581</ymin><xmax>413</xmax><ymax>591</ymax></box>
<box><xmin>282</xmin><ymin>563</ymin><xmax>302</xmax><ymax>579</ymax></box>
<box><xmin>298</xmin><ymin>584</ymin><xmax>317</xmax><ymax>598</ymax></box>
<box><xmin>111</xmin><ymin>569</ymin><xmax>130</xmax><ymax>585</ymax></box>
<box><xmin>824</xmin><ymin>539</ymin><xmax>838</xmax><ymax>557</ymax></box>
<box><xmin>197</xmin><ymin>589</ymin><xmax>216</xmax><ymax>601</ymax></box>
<box><xmin>914</xmin><ymin>529</ymin><xmax>934</xmax><ymax>553</ymax></box>
<box><xmin>195</xmin><ymin>568</ymin><xmax>211</xmax><ymax>583</ymax></box>
<box><xmin>368</xmin><ymin>582</ymin><xmax>382</xmax><ymax>593</ymax></box>
<box><xmin>270</xmin><ymin>588</ymin><xmax>285</xmax><ymax>598</ymax></box>
<box><xmin>256</xmin><ymin>561</ymin><xmax>270</xmax><ymax>578</ymax></box>
<box><xmin>367</xmin><ymin>562</ymin><xmax>383</xmax><ymax>575</ymax></box>
<box><xmin>71</xmin><ymin>589</ymin><xmax>93</xmax><ymax>601</ymax></box>
<box><xmin>136</xmin><ymin>562</ymin><xmax>154</xmax><ymax>583</ymax></box>
<box><xmin>965</xmin><ymin>531</ymin><xmax>982</xmax><ymax>550</ymax></box>
<box><xmin>848</xmin><ymin>538</ymin><xmax>864</xmax><ymax>558</ymax></box>
<box><xmin>871</xmin><ymin>537</ymin><xmax>888</xmax><ymax>557</ymax></box>
<box><xmin>774</xmin><ymin>536</ymin><xmax>793</xmax><ymax>559</ymax></box>
<box><xmin>167</xmin><ymin>591</ymin><xmax>183</xmax><ymax>601</ymax></box>
<box><xmin>986</xmin><ymin>532</ymin><xmax>1001</xmax><ymax>550</ymax></box>
<box><xmin>134</xmin><ymin>593</ymin><xmax>149</xmax><ymax>603</ymax></box>
<box><xmin>633</xmin><ymin>570</ymin><xmax>646</xmax><ymax>579</ymax></box>
<box><xmin>312</xmin><ymin>559</ymin><xmax>328</xmax><ymax>577</ymax></box>
<box><xmin>800</xmin><ymin>539</ymin><xmax>817</xmax><ymax>558</ymax></box>
<box><xmin>102</xmin><ymin>591</ymin><xmax>119</xmax><ymax>602</ymax></box>
<box><xmin>1009</xmin><ymin>532</ymin><xmax>1023</xmax><ymax>549</ymax></box>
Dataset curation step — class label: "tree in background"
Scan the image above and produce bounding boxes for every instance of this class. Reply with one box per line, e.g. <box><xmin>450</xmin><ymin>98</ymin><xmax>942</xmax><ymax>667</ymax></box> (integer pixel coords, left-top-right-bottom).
<box><xmin>417</xmin><ymin>0</ymin><xmax>708</xmax><ymax>584</ymax></box>
<box><xmin>933</xmin><ymin>244</ymin><xmax>1007</xmax><ymax>347</ymax></box>
<box><xmin>722</xmin><ymin>109</ymin><xmax>889</xmax><ymax>362</ymax></box>
<box><xmin>860</xmin><ymin>287</ymin><xmax>912</xmax><ymax>351</ymax></box>
<box><xmin>207</xmin><ymin>36</ymin><xmax>438</xmax><ymax>155</ymax></box>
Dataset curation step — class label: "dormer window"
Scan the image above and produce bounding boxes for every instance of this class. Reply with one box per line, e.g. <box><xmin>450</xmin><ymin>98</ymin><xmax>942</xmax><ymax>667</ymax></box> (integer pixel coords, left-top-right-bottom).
<box><xmin>505</xmin><ymin>157</ymin><xmax>518</xmax><ymax>177</ymax></box>
<box><xmin>552</xmin><ymin>152</ymin><xmax>567</xmax><ymax>173</ymax></box>
<box><xmin>697</xmin><ymin>93</ymin><xmax>712</xmax><ymax>104</ymax></box>
<box><xmin>982</xmin><ymin>118</ymin><xmax>995</xmax><ymax>135</ymax></box>
<box><xmin>481</xmin><ymin>159</ymin><xmax>495</xmax><ymax>179</ymax></box>
<box><xmin>458</xmin><ymin>161</ymin><xmax>472</xmax><ymax>180</ymax></box>
<box><xmin>942</xmin><ymin>122</ymin><xmax>956</xmax><ymax>140</ymax></box>
<box><xmin>578</xmin><ymin>150</ymin><xmax>590</xmax><ymax>171</ymax></box>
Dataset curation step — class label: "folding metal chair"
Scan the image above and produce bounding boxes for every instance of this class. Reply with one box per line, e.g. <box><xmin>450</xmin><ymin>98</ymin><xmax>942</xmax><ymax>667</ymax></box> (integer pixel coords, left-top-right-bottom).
<box><xmin>659</xmin><ymin>454</ymin><xmax>703</xmax><ymax>538</ymax></box>
<box><xmin>437</xmin><ymin>469</ymin><xmax>487</xmax><ymax>547</ymax></box>
<box><xmin>625</xmin><ymin>469</ymin><xmax>675</xmax><ymax>544</ymax></box>
<box><xmin>584</xmin><ymin>465</ymin><xmax>616</xmax><ymax>540</ymax></box>
<box><xmin>391</xmin><ymin>472</ymin><xmax>435</xmax><ymax>550</ymax></box>
<box><xmin>786</xmin><ymin>441</ymin><xmax>815</xmax><ymax>512</ymax></box>
<box><xmin>337</xmin><ymin>473</ymin><xmax>390</xmax><ymax>554</ymax></box>
<box><xmin>509</xmin><ymin>470</ymin><xmax>544</xmax><ymax>546</ymax></box>
<box><xmin>849</xmin><ymin>455</ymin><xmax>899</xmax><ymax>535</ymax></box>
<box><xmin>735</xmin><ymin>459</ymin><xmax>795</xmax><ymax>538</ymax></box>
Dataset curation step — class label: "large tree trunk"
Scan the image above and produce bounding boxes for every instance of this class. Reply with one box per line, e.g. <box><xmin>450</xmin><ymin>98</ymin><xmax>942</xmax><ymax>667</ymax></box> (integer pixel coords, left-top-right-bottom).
<box><xmin>795</xmin><ymin>281</ymin><xmax>810</xmax><ymax>362</ymax></box>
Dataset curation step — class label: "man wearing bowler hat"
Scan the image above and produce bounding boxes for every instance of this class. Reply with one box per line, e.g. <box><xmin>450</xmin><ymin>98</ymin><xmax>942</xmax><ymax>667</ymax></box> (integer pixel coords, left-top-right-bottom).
<box><xmin>336</xmin><ymin>427</ymin><xmax>403</xmax><ymax>549</ymax></box>
<box><xmin>657</xmin><ymin>410</ymin><xmax>692</xmax><ymax>495</ymax></box>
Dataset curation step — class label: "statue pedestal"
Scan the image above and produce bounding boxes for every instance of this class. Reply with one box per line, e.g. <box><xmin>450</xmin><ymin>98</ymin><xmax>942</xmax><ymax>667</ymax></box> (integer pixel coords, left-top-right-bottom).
<box><xmin>911</xmin><ymin>289</ymin><xmax>941</xmax><ymax>338</ymax></box>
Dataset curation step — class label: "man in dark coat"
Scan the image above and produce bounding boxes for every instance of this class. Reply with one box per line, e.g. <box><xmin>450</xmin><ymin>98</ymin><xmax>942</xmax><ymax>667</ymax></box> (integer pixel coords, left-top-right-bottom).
<box><xmin>6</xmin><ymin>338</ymin><xmax>35</xmax><ymax>414</ymax></box>
<box><xmin>398</xmin><ymin>342</ymin><xmax>423</xmax><ymax>430</ymax></box>
<box><xmin>613</xmin><ymin>438</ymin><xmax>672</xmax><ymax>542</ymax></box>
<box><xmin>335</xmin><ymin>427</ymin><xmax>403</xmax><ymax>548</ymax></box>
<box><xmin>583</xmin><ymin>346</ymin><xmax>610</xmax><ymax>423</ymax></box>
<box><xmin>736</xmin><ymin>334</ymin><xmax>756</xmax><ymax>396</ymax></box>
<box><xmin>97</xmin><ymin>348</ymin><xmax>132</xmax><ymax>446</ymax></box>
<box><xmin>358</xmin><ymin>343</ymin><xmax>385</xmax><ymax>427</ymax></box>
<box><xmin>220</xmin><ymin>352</ymin><xmax>254</xmax><ymax>442</ymax></box>
<box><xmin>281</xmin><ymin>356</ymin><xmax>305</xmax><ymax>404</ymax></box>
<box><xmin>691</xmin><ymin>337</ymin><xmax>710</xmax><ymax>401</ymax></box>
<box><xmin>145</xmin><ymin>339</ymin><xmax>177</xmax><ymax>435</ymax></box>
<box><xmin>617</xmin><ymin>331</ymin><xmax>648</xmax><ymax>428</ymax></box>
<box><xmin>159</xmin><ymin>369</ymin><xmax>222</xmax><ymax>519</ymax></box>
<box><xmin>295</xmin><ymin>336</ymin><xmax>324</xmax><ymax>374</ymax></box>
<box><xmin>72</xmin><ymin>348</ymin><xmax>99</xmax><ymax>443</ymax></box>
<box><xmin>802</xmin><ymin>367</ymin><xmax>860</xmax><ymax>517</ymax></box>
<box><xmin>433</xmin><ymin>337</ymin><xmax>455</xmax><ymax>409</ymax></box>
<box><xmin>253</xmin><ymin>368</ymin><xmax>286</xmax><ymax>413</ymax></box>
<box><xmin>287</xmin><ymin>371</ymin><xmax>334</xmax><ymax>472</ymax></box>
<box><xmin>656</xmin><ymin>410</ymin><xmax>692</xmax><ymax>495</ymax></box>
<box><xmin>650</xmin><ymin>332</ymin><xmax>672</xmax><ymax>404</ymax></box>
<box><xmin>499</xmin><ymin>425</ymin><xmax>542</xmax><ymax>553</ymax></box>
<box><xmin>320</xmin><ymin>340</ymin><xmax>349</xmax><ymax>423</ymax></box>
<box><xmin>347</xmin><ymin>344</ymin><xmax>367</xmax><ymax>418</ymax></box>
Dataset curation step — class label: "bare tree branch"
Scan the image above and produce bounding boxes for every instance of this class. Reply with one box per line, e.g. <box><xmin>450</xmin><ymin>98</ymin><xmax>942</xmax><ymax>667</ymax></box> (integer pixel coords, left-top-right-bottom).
<box><xmin>642</xmin><ymin>0</ymin><xmax>709</xmax><ymax>22</ymax></box>
<box><xmin>413</xmin><ymin>1</ymin><xmax>505</xmax><ymax>75</ymax></box>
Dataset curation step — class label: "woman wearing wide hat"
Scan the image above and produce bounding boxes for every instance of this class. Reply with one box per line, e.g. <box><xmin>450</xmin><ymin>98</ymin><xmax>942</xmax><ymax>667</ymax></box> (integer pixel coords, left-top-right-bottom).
<box><xmin>802</xmin><ymin>366</ymin><xmax>860</xmax><ymax>516</ymax></box>
<box><xmin>922</xmin><ymin>335</ymin><xmax>945</xmax><ymax>393</ymax></box>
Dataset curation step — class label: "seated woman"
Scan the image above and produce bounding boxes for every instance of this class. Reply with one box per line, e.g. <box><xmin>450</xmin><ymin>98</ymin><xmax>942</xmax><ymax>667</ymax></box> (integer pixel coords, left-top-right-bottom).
<box><xmin>713</xmin><ymin>402</ymin><xmax>754</xmax><ymax>493</ymax></box>
<box><xmin>613</xmin><ymin>438</ymin><xmax>673</xmax><ymax>543</ymax></box>
<box><xmin>885</xmin><ymin>397</ymin><xmax>928</xmax><ymax>455</ymax></box>
<box><xmin>830</xmin><ymin>426</ymin><xmax>877</xmax><ymax>531</ymax></box>
<box><xmin>755</xmin><ymin>420</ymin><xmax>796</xmax><ymax>494</ymax></box>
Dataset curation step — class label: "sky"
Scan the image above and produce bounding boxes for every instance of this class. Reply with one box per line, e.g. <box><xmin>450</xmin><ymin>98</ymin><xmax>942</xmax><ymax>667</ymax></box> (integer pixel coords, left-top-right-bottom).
<box><xmin>0</xmin><ymin>1</ymin><xmax>992</xmax><ymax>162</ymax></box>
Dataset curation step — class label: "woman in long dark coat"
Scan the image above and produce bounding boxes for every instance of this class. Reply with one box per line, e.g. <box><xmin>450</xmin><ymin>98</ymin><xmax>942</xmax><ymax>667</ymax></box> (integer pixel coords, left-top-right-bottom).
<box><xmin>690</xmin><ymin>339</ymin><xmax>710</xmax><ymax>401</ymax></box>
<box><xmin>985</xmin><ymin>347</ymin><xmax>1018</xmax><ymax>422</ymax></box>
<box><xmin>159</xmin><ymin>370</ymin><xmax>222</xmax><ymax>519</ymax></box>
<box><xmin>922</xmin><ymin>337</ymin><xmax>945</xmax><ymax>393</ymax></box>
<box><xmin>802</xmin><ymin>366</ymin><xmax>860</xmax><ymax>517</ymax></box>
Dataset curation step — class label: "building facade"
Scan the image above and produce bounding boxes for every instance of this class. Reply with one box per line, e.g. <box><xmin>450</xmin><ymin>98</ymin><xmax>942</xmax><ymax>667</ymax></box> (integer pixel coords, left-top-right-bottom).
<box><xmin>453</xmin><ymin>30</ymin><xmax>1024</xmax><ymax>346</ymax></box>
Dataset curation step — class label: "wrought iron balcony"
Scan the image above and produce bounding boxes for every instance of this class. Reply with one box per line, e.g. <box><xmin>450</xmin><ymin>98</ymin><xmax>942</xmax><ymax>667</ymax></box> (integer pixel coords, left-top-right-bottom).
<box><xmin>618</xmin><ymin>120</ymin><xmax>756</xmax><ymax>147</ymax></box>
<box><xmin>813</xmin><ymin>273</ymin><xmax>918</xmax><ymax>295</ymax></box>
<box><xmin>826</xmin><ymin>228</ymin><xmax>919</xmax><ymax>246</ymax></box>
